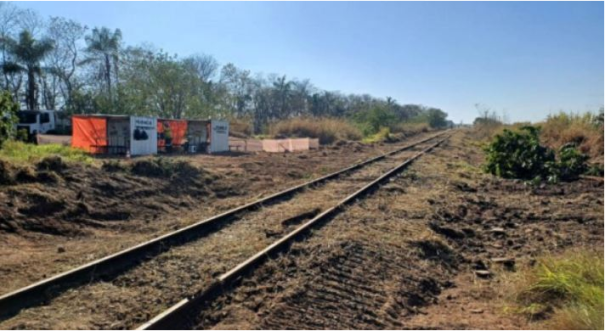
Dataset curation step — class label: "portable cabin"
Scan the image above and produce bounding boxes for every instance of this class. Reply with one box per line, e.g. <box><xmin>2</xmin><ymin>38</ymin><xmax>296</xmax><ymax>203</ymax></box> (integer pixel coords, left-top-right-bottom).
<box><xmin>157</xmin><ymin>119</ymin><xmax>188</xmax><ymax>152</ymax></box>
<box><xmin>184</xmin><ymin>119</ymin><xmax>230</xmax><ymax>154</ymax></box>
<box><xmin>72</xmin><ymin>115</ymin><xmax>158</xmax><ymax>156</ymax></box>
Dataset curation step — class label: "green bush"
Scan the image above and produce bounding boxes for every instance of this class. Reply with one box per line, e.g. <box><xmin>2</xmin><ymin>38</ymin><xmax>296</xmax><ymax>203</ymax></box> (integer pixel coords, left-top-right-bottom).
<box><xmin>484</xmin><ymin>126</ymin><xmax>555</xmax><ymax>180</ymax></box>
<box><xmin>353</xmin><ymin>106</ymin><xmax>397</xmax><ymax>136</ymax></box>
<box><xmin>0</xmin><ymin>91</ymin><xmax>19</xmax><ymax>148</ymax></box>
<box><xmin>557</xmin><ymin>144</ymin><xmax>589</xmax><ymax>181</ymax></box>
<box><xmin>483</xmin><ymin>126</ymin><xmax>588</xmax><ymax>182</ymax></box>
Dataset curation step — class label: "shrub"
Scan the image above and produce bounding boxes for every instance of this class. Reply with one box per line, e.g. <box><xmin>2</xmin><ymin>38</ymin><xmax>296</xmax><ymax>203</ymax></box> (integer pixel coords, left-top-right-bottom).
<box><xmin>557</xmin><ymin>144</ymin><xmax>589</xmax><ymax>181</ymax></box>
<box><xmin>269</xmin><ymin>117</ymin><xmax>363</xmax><ymax>144</ymax></box>
<box><xmin>483</xmin><ymin>126</ymin><xmax>556</xmax><ymax>180</ymax></box>
<box><xmin>0</xmin><ymin>91</ymin><xmax>19</xmax><ymax>148</ymax></box>
<box><xmin>353</xmin><ymin>106</ymin><xmax>397</xmax><ymax>136</ymax></box>
<box><xmin>507</xmin><ymin>250</ymin><xmax>603</xmax><ymax>330</ymax></box>
<box><xmin>483</xmin><ymin>126</ymin><xmax>589</xmax><ymax>182</ymax></box>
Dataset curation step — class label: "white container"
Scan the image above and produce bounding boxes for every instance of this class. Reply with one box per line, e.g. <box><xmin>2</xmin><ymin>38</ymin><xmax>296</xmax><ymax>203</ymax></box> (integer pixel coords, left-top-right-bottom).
<box><xmin>129</xmin><ymin>116</ymin><xmax>158</xmax><ymax>156</ymax></box>
<box><xmin>209</xmin><ymin>120</ymin><xmax>229</xmax><ymax>153</ymax></box>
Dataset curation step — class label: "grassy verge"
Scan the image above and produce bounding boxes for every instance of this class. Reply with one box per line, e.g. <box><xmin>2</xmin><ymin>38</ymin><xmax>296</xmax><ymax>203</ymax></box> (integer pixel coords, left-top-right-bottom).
<box><xmin>0</xmin><ymin>140</ymin><xmax>92</xmax><ymax>164</ymax></box>
<box><xmin>506</xmin><ymin>250</ymin><xmax>604</xmax><ymax>330</ymax></box>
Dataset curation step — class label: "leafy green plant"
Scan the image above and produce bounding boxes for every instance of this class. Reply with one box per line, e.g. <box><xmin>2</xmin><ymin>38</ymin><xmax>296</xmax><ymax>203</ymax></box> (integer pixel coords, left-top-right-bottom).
<box><xmin>353</xmin><ymin>106</ymin><xmax>397</xmax><ymax>136</ymax></box>
<box><xmin>0</xmin><ymin>91</ymin><xmax>19</xmax><ymax>148</ymax></box>
<box><xmin>557</xmin><ymin>144</ymin><xmax>589</xmax><ymax>181</ymax></box>
<box><xmin>483</xmin><ymin>126</ymin><xmax>589</xmax><ymax>182</ymax></box>
<box><xmin>483</xmin><ymin>126</ymin><xmax>555</xmax><ymax>180</ymax></box>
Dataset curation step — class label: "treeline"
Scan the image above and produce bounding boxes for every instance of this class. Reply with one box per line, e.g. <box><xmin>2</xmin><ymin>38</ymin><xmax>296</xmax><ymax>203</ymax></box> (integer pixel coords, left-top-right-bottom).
<box><xmin>0</xmin><ymin>3</ymin><xmax>449</xmax><ymax>134</ymax></box>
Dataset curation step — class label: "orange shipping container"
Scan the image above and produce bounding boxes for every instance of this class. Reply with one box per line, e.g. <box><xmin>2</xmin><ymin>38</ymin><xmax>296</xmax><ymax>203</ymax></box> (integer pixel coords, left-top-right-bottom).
<box><xmin>71</xmin><ymin>116</ymin><xmax>107</xmax><ymax>153</ymax></box>
<box><xmin>157</xmin><ymin>119</ymin><xmax>188</xmax><ymax>147</ymax></box>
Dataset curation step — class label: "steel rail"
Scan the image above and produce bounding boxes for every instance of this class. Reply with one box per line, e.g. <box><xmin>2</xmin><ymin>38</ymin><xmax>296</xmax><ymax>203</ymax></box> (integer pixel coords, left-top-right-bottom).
<box><xmin>0</xmin><ymin>131</ymin><xmax>447</xmax><ymax>319</ymax></box>
<box><xmin>138</xmin><ymin>135</ymin><xmax>450</xmax><ymax>330</ymax></box>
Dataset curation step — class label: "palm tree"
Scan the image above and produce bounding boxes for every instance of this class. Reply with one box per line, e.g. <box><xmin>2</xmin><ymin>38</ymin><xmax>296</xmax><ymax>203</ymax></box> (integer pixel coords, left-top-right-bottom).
<box><xmin>2</xmin><ymin>30</ymin><xmax>53</xmax><ymax>110</ymax></box>
<box><xmin>82</xmin><ymin>27</ymin><xmax>122</xmax><ymax>98</ymax></box>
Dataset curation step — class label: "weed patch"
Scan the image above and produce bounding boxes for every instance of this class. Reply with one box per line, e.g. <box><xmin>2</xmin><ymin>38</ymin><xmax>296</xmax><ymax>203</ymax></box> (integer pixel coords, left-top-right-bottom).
<box><xmin>0</xmin><ymin>141</ymin><xmax>92</xmax><ymax>164</ymax></box>
<box><xmin>506</xmin><ymin>250</ymin><xmax>603</xmax><ymax>329</ymax></box>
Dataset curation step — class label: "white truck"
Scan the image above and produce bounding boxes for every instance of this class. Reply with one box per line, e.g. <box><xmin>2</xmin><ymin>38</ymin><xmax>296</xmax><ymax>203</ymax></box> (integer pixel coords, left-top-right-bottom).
<box><xmin>16</xmin><ymin>110</ymin><xmax>60</xmax><ymax>135</ymax></box>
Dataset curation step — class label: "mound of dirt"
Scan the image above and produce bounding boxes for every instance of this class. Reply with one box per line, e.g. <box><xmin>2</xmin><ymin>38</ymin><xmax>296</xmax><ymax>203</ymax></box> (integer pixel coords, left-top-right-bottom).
<box><xmin>0</xmin><ymin>157</ymin><xmax>230</xmax><ymax>236</ymax></box>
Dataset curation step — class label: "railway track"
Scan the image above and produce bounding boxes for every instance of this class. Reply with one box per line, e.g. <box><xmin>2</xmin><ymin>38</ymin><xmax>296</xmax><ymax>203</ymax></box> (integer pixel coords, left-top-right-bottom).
<box><xmin>139</xmin><ymin>134</ymin><xmax>450</xmax><ymax>330</ymax></box>
<box><xmin>0</xmin><ymin>131</ymin><xmax>447</xmax><ymax>329</ymax></box>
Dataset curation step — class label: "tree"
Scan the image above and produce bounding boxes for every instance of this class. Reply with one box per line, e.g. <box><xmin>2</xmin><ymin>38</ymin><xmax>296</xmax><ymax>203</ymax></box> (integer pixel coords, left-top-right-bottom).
<box><xmin>425</xmin><ymin>107</ymin><xmax>448</xmax><ymax>128</ymax></box>
<box><xmin>82</xmin><ymin>27</ymin><xmax>122</xmax><ymax>99</ymax></box>
<box><xmin>0</xmin><ymin>90</ymin><xmax>19</xmax><ymax>146</ymax></box>
<box><xmin>0</xmin><ymin>2</ymin><xmax>22</xmax><ymax>93</ymax></box>
<box><xmin>46</xmin><ymin>17</ymin><xmax>87</xmax><ymax>109</ymax></box>
<box><xmin>2</xmin><ymin>30</ymin><xmax>53</xmax><ymax>110</ymax></box>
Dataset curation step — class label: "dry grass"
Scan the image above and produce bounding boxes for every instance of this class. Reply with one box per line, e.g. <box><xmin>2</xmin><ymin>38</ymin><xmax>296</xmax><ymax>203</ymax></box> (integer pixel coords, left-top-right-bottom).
<box><xmin>268</xmin><ymin>117</ymin><xmax>363</xmax><ymax>144</ymax></box>
<box><xmin>392</xmin><ymin>122</ymin><xmax>430</xmax><ymax>136</ymax></box>
<box><xmin>505</xmin><ymin>249</ymin><xmax>604</xmax><ymax>330</ymax></box>
<box><xmin>539</xmin><ymin>112</ymin><xmax>604</xmax><ymax>162</ymax></box>
<box><xmin>228</xmin><ymin>118</ymin><xmax>254</xmax><ymax>137</ymax></box>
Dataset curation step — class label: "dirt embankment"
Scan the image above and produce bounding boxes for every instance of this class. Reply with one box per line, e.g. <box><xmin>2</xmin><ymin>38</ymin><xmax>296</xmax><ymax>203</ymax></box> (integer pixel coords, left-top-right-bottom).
<box><xmin>0</xmin><ymin>157</ymin><xmax>224</xmax><ymax>236</ymax></box>
<box><xmin>0</xmin><ymin>135</ymin><xmax>425</xmax><ymax>295</ymax></box>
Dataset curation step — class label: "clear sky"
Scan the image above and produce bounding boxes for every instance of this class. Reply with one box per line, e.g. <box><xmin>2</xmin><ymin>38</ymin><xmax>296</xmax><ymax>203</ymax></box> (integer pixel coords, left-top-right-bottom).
<box><xmin>16</xmin><ymin>1</ymin><xmax>604</xmax><ymax>123</ymax></box>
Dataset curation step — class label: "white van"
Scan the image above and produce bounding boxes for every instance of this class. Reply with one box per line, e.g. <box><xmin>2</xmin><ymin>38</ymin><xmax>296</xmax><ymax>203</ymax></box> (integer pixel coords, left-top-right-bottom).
<box><xmin>16</xmin><ymin>110</ymin><xmax>58</xmax><ymax>135</ymax></box>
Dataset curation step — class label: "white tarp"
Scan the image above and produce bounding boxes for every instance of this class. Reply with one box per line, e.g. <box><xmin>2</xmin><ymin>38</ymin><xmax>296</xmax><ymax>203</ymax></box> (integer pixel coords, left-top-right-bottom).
<box><xmin>209</xmin><ymin>120</ymin><xmax>229</xmax><ymax>153</ymax></box>
<box><xmin>129</xmin><ymin>116</ymin><xmax>157</xmax><ymax>156</ymax></box>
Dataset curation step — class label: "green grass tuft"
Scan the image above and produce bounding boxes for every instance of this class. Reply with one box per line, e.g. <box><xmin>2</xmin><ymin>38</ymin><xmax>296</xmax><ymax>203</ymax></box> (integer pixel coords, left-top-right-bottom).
<box><xmin>0</xmin><ymin>141</ymin><xmax>93</xmax><ymax>164</ymax></box>
<box><xmin>508</xmin><ymin>250</ymin><xmax>604</xmax><ymax>329</ymax></box>
<box><xmin>362</xmin><ymin>127</ymin><xmax>392</xmax><ymax>144</ymax></box>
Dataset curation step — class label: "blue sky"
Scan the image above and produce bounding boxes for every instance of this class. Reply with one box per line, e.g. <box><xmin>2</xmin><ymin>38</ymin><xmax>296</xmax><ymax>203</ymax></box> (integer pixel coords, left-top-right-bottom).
<box><xmin>17</xmin><ymin>1</ymin><xmax>604</xmax><ymax>123</ymax></box>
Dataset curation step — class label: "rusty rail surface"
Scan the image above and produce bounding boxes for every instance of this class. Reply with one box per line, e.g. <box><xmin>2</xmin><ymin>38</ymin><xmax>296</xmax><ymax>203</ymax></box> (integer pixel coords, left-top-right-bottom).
<box><xmin>0</xmin><ymin>131</ymin><xmax>448</xmax><ymax>319</ymax></box>
<box><xmin>138</xmin><ymin>135</ymin><xmax>450</xmax><ymax>330</ymax></box>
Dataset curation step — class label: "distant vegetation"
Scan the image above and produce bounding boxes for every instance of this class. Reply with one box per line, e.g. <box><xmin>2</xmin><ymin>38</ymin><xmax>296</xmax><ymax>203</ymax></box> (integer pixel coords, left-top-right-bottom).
<box><xmin>0</xmin><ymin>2</ymin><xmax>448</xmax><ymax>142</ymax></box>
<box><xmin>506</xmin><ymin>250</ymin><xmax>603</xmax><ymax>330</ymax></box>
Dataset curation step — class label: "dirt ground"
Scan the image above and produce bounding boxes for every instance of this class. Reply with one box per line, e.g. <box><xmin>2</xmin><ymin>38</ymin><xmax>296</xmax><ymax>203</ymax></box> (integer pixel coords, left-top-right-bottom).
<box><xmin>188</xmin><ymin>131</ymin><xmax>603</xmax><ymax>330</ymax></box>
<box><xmin>0</xmin><ymin>130</ymin><xmax>601</xmax><ymax>330</ymax></box>
<box><xmin>0</xmin><ymin>136</ymin><xmax>442</xmax><ymax>329</ymax></box>
<box><xmin>0</xmin><ymin>133</ymin><xmax>433</xmax><ymax>300</ymax></box>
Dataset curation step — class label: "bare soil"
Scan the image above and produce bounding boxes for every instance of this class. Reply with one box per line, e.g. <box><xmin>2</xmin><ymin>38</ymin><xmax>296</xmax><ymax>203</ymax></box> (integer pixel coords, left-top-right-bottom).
<box><xmin>0</xmin><ymin>138</ymin><xmax>440</xmax><ymax>329</ymax></box>
<box><xmin>0</xmin><ymin>130</ymin><xmax>601</xmax><ymax>330</ymax></box>
<box><xmin>0</xmin><ymin>136</ymin><xmax>414</xmax><ymax>295</ymax></box>
<box><xmin>188</xmin><ymin>131</ymin><xmax>603</xmax><ymax>330</ymax></box>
